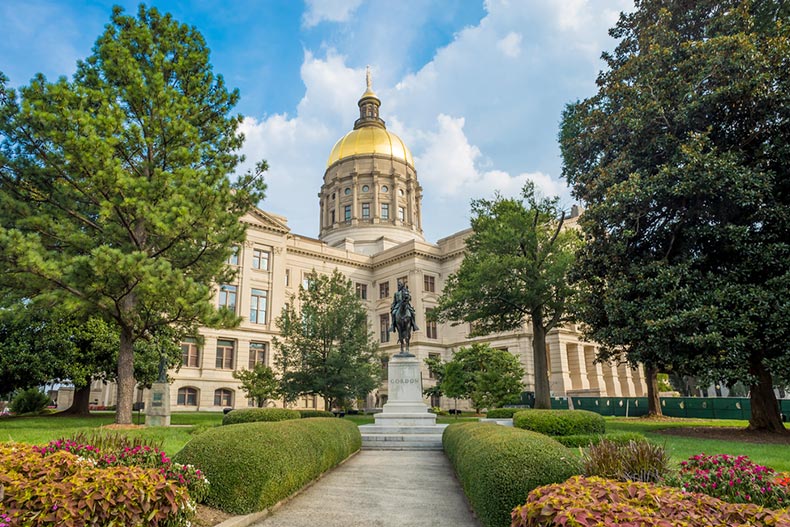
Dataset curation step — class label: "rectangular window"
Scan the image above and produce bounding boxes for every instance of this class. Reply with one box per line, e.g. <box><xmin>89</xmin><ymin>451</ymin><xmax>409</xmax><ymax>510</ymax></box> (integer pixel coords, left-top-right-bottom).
<box><xmin>424</xmin><ymin>274</ymin><xmax>435</xmax><ymax>292</ymax></box>
<box><xmin>398</xmin><ymin>206</ymin><xmax>405</xmax><ymax>221</ymax></box>
<box><xmin>216</xmin><ymin>339</ymin><xmax>235</xmax><ymax>369</ymax></box>
<box><xmin>426</xmin><ymin>314</ymin><xmax>438</xmax><ymax>340</ymax></box>
<box><xmin>381</xmin><ymin>357</ymin><xmax>389</xmax><ymax>380</ymax></box>
<box><xmin>361</xmin><ymin>202</ymin><xmax>370</xmax><ymax>218</ymax></box>
<box><xmin>356</xmin><ymin>283</ymin><xmax>367</xmax><ymax>300</ymax></box>
<box><xmin>218</xmin><ymin>285</ymin><xmax>237</xmax><ymax>312</ymax></box>
<box><xmin>227</xmin><ymin>246</ymin><xmax>239</xmax><ymax>265</ymax></box>
<box><xmin>250</xmin><ymin>289</ymin><xmax>268</xmax><ymax>324</ymax></box>
<box><xmin>249</xmin><ymin>342</ymin><xmax>268</xmax><ymax>369</ymax></box>
<box><xmin>180</xmin><ymin>338</ymin><xmax>200</xmax><ymax>368</ymax></box>
<box><xmin>252</xmin><ymin>248</ymin><xmax>270</xmax><ymax>271</ymax></box>
<box><xmin>344</xmin><ymin>204</ymin><xmax>351</xmax><ymax>221</ymax></box>
<box><xmin>330</xmin><ymin>209</ymin><xmax>335</xmax><ymax>223</ymax></box>
<box><xmin>285</xmin><ymin>268</ymin><xmax>290</xmax><ymax>287</ymax></box>
<box><xmin>379</xmin><ymin>314</ymin><xmax>390</xmax><ymax>343</ymax></box>
<box><xmin>428</xmin><ymin>353</ymin><xmax>441</xmax><ymax>378</ymax></box>
<box><xmin>379</xmin><ymin>281</ymin><xmax>389</xmax><ymax>299</ymax></box>
<box><xmin>381</xmin><ymin>203</ymin><xmax>389</xmax><ymax>219</ymax></box>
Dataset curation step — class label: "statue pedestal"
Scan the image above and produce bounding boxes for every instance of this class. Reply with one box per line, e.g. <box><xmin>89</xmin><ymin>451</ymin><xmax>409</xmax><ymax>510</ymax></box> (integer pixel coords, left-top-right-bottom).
<box><xmin>359</xmin><ymin>355</ymin><xmax>445</xmax><ymax>449</ymax></box>
<box><xmin>375</xmin><ymin>354</ymin><xmax>436</xmax><ymax>426</ymax></box>
<box><xmin>145</xmin><ymin>382</ymin><xmax>171</xmax><ymax>427</ymax></box>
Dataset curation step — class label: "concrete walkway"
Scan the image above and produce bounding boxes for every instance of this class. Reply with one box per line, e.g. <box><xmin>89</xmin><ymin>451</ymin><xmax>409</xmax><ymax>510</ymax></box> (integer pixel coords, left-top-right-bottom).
<box><xmin>248</xmin><ymin>450</ymin><xmax>479</xmax><ymax>527</ymax></box>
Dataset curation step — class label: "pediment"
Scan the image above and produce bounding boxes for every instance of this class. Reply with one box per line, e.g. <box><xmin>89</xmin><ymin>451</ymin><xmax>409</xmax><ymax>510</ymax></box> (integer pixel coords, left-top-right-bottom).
<box><xmin>241</xmin><ymin>207</ymin><xmax>291</xmax><ymax>234</ymax></box>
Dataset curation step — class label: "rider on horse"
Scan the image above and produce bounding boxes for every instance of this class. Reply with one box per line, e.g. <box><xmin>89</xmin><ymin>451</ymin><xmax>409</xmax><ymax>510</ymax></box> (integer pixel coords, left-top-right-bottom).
<box><xmin>390</xmin><ymin>281</ymin><xmax>419</xmax><ymax>333</ymax></box>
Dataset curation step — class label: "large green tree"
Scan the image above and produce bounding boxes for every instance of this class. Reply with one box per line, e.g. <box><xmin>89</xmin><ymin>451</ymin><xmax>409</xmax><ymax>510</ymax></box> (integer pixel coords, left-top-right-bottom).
<box><xmin>0</xmin><ymin>6</ymin><xmax>266</xmax><ymax>424</ymax></box>
<box><xmin>431</xmin><ymin>183</ymin><xmax>580</xmax><ymax>409</ymax></box>
<box><xmin>273</xmin><ymin>270</ymin><xmax>381</xmax><ymax>411</ymax></box>
<box><xmin>560</xmin><ymin>1</ymin><xmax>790</xmax><ymax>431</ymax></box>
<box><xmin>424</xmin><ymin>343</ymin><xmax>524</xmax><ymax>414</ymax></box>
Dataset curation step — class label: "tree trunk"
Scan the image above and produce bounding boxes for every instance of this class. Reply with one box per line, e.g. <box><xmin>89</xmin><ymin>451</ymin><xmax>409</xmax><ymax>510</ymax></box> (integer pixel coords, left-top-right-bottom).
<box><xmin>58</xmin><ymin>385</ymin><xmax>92</xmax><ymax>416</ymax></box>
<box><xmin>748</xmin><ymin>358</ymin><xmax>786</xmax><ymax>433</ymax></box>
<box><xmin>531</xmin><ymin>311</ymin><xmax>551</xmax><ymax>409</ymax></box>
<box><xmin>645</xmin><ymin>364</ymin><xmax>662</xmax><ymax>417</ymax></box>
<box><xmin>115</xmin><ymin>325</ymin><xmax>135</xmax><ymax>425</ymax></box>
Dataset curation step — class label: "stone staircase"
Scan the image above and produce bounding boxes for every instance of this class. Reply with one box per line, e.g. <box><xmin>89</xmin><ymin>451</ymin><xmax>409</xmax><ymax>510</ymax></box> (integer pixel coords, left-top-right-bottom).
<box><xmin>359</xmin><ymin>424</ymin><xmax>448</xmax><ymax>450</ymax></box>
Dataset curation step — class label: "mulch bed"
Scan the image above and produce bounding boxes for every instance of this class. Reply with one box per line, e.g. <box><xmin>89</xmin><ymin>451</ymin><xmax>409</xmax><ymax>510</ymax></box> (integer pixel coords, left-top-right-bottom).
<box><xmin>654</xmin><ymin>426</ymin><xmax>790</xmax><ymax>445</ymax></box>
<box><xmin>194</xmin><ymin>505</ymin><xmax>233</xmax><ymax>527</ymax></box>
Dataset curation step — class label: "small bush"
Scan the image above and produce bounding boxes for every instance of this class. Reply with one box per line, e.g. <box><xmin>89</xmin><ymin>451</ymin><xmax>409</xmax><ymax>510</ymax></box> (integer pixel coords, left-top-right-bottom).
<box><xmin>485</xmin><ymin>408</ymin><xmax>521</xmax><ymax>418</ymax></box>
<box><xmin>513</xmin><ymin>409</ymin><xmax>605</xmax><ymax>436</ymax></box>
<box><xmin>443</xmin><ymin>422</ymin><xmax>580</xmax><ymax>527</ymax></box>
<box><xmin>0</xmin><ymin>442</ymin><xmax>193</xmax><ymax>526</ymax></box>
<box><xmin>553</xmin><ymin>431</ymin><xmax>645</xmax><ymax>448</ymax></box>
<box><xmin>582</xmin><ymin>438</ymin><xmax>670</xmax><ymax>483</ymax></box>
<box><xmin>512</xmin><ymin>476</ymin><xmax>790</xmax><ymax>527</ymax></box>
<box><xmin>299</xmin><ymin>410</ymin><xmax>335</xmax><ymax>418</ymax></box>
<box><xmin>9</xmin><ymin>388</ymin><xmax>51</xmax><ymax>415</ymax></box>
<box><xmin>173</xmin><ymin>417</ymin><xmax>361</xmax><ymax>514</ymax></box>
<box><xmin>665</xmin><ymin>454</ymin><xmax>790</xmax><ymax>509</ymax></box>
<box><xmin>222</xmin><ymin>407</ymin><xmax>300</xmax><ymax>425</ymax></box>
<box><xmin>429</xmin><ymin>406</ymin><xmax>449</xmax><ymax>415</ymax></box>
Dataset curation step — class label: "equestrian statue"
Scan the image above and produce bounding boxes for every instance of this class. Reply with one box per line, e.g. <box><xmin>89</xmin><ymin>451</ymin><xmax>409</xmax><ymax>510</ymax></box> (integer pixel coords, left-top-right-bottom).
<box><xmin>390</xmin><ymin>281</ymin><xmax>419</xmax><ymax>356</ymax></box>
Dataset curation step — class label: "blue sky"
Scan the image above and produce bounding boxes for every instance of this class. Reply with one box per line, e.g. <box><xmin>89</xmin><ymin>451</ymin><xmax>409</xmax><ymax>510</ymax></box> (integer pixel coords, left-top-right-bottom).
<box><xmin>0</xmin><ymin>0</ymin><xmax>633</xmax><ymax>242</ymax></box>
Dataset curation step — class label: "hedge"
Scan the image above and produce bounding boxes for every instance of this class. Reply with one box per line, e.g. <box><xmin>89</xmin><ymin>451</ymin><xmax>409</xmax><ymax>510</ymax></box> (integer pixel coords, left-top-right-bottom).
<box><xmin>513</xmin><ymin>409</ymin><xmax>605</xmax><ymax>436</ymax></box>
<box><xmin>221</xmin><ymin>407</ymin><xmax>300</xmax><ymax>425</ymax></box>
<box><xmin>173</xmin><ymin>417</ymin><xmax>361</xmax><ymax>514</ymax></box>
<box><xmin>443</xmin><ymin>422</ymin><xmax>580</xmax><ymax>527</ymax></box>
<box><xmin>0</xmin><ymin>442</ymin><xmax>192</xmax><ymax>526</ymax></box>
<box><xmin>512</xmin><ymin>476</ymin><xmax>790</xmax><ymax>527</ymax></box>
<box><xmin>299</xmin><ymin>410</ymin><xmax>335</xmax><ymax>418</ymax></box>
<box><xmin>484</xmin><ymin>408</ymin><xmax>522</xmax><ymax>419</ymax></box>
<box><xmin>553</xmin><ymin>432</ymin><xmax>646</xmax><ymax>448</ymax></box>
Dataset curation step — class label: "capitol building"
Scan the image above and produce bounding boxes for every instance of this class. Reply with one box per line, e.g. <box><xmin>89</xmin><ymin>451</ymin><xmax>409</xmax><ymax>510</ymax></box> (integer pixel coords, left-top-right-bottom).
<box><xmin>85</xmin><ymin>77</ymin><xmax>647</xmax><ymax>412</ymax></box>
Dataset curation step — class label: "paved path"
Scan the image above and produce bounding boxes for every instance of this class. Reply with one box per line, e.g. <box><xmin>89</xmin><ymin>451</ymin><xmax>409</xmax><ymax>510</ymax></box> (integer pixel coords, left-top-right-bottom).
<box><xmin>249</xmin><ymin>450</ymin><xmax>479</xmax><ymax>527</ymax></box>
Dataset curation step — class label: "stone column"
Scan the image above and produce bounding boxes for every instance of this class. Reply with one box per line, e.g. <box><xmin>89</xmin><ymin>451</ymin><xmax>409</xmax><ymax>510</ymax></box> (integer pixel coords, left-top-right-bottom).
<box><xmin>351</xmin><ymin>174</ymin><xmax>359</xmax><ymax>225</ymax></box>
<box><xmin>617</xmin><ymin>362</ymin><xmax>637</xmax><ymax>397</ymax></box>
<box><xmin>583</xmin><ymin>345</ymin><xmax>605</xmax><ymax>394</ymax></box>
<box><xmin>566</xmin><ymin>341</ymin><xmax>590</xmax><ymax>391</ymax></box>
<box><xmin>372</xmin><ymin>175</ymin><xmax>380</xmax><ymax>223</ymax></box>
<box><xmin>602</xmin><ymin>361</ymin><xmax>621</xmax><ymax>396</ymax></box>
<box><xmin>547</xmin><ymin>335</ymin><xmax>573</xmax><ymax>396</ymax></box>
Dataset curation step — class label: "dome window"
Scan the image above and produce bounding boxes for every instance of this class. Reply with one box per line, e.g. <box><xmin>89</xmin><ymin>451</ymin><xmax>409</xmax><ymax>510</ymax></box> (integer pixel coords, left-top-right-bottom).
<box><xmin>332</xmin><ymin>193</ymin><xmax>335</xmax><ymax>200</ymax></box>
<box><xmin>381</xmin><ymin>185</ymin><xmax>389</xmax><ymax>193</ymax></box>
<box><xmin>344</xmin><ymin>188</ymin><xmax>351</xmax><ymax>195</ymax></box>
<box><xmin>362</xmin><ymin>185</ymin><xmax>369</xmax><ymax>192</ymax></box>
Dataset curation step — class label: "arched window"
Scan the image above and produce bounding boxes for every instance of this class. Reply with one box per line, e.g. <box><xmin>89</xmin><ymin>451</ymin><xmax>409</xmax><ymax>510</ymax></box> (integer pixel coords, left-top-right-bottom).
<box><xmin>177</xmin><ymin>387</ymin><xmax>198</xmax><ymax>406</ymax></box>
<box><xmin>214</xmin><ymin>388</ymin><xmax>233</xmax><ymax>407</ymax></box>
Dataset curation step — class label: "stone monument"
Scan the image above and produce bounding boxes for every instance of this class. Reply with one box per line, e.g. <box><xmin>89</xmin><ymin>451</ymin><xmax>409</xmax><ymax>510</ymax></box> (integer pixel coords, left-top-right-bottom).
<box><xmin>359</xmin><ymin>281</ymin><xmax>444</xmax><ymax>448</ymax></box>
<box><xmin>145</xmin><ymin>354</ymin><xmax>171</xmax><ymax>426</ymax></box>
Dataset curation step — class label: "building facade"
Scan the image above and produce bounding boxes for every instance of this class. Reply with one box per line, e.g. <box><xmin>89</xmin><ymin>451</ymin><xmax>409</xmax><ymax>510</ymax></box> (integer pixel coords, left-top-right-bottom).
<box><xmin>97</xmin><ymin>76</ymin><xmax>646</xmax><ymax>412</ymax></box>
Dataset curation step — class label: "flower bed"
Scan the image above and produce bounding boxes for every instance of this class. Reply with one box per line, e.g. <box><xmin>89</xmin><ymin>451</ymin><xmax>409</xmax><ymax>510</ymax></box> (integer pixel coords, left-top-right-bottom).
<box><xmin>512</xmin><ymin>475</ymin><xmax>790</xmax><ymax>527</ymax></box>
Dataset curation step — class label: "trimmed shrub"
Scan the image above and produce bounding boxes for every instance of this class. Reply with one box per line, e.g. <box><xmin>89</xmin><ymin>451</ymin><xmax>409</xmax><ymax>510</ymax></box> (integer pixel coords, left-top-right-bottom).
<box><xmin>443</xmin><ymin>422</ymin><xmax>580</xmax><ymax>527</ymax></box>
<box><xmin>666</xmin><ymin>454</ymin><xmax>790</xmax><ymax>509</ymax></box>
<box><xmin>512</xmin><ymin>476</ymin><xmax>790</xmax><ymax>527</ymax></box>
<box><xmin>582</xmin><ymin>438</ymin><xmax>671</xmax><ymax>483</ymax></box>
<box><xmin>554</xmin><ymin>431</ymin><xmax>646</xmax><ymax>448</ymax></box>
<box><xmin>0</xmin><ymin>442</ymin><xmax>193</xmax><ymax>526</ymax></box>
<box><xmin>9</xmin><ymin>388</ymin><xmax>51</xmax><ymax>414</ymax></box>
<box><xmin>222</xmin><ymin>407</ymin><xmax>300</xmax><ymax>425</ymax></box>
<box><xmin>513</xmin><ymin>409</ymin><xmax>605</xmax><ymax>436</ymax></box>
<box><xmin>173</xmin><ymin>417</ymin><xmax>361</xmax><ymax>514</ymax></box>
<box><xmin>299</xmin><ymin>410</ymin><xmax>335</xmax><ymax>418</ymax></box>
<box><xmin>485</xmin><ymin>408</ymin><xmax>521</xmax><ymax>419</ymax></box>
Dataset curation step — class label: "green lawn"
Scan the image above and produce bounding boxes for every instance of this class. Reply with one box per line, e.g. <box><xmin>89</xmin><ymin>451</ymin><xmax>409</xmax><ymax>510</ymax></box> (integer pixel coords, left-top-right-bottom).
<box><xmin>606</xmin><ymin>417</ymin><xmax>790</xmax><ymax>472</ymax></box>
<box><xmin>2</xmin><ymin>412</ymin><xmax>788</xmax><ymax>472</ymax></box>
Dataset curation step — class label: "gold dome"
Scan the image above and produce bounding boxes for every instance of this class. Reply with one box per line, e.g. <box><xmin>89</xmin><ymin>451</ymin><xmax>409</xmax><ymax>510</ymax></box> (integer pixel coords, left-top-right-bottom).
<box><xmin>326</xmin><ymin>126</ymin><xmax>414</xmax><ymax>168</ymax></box>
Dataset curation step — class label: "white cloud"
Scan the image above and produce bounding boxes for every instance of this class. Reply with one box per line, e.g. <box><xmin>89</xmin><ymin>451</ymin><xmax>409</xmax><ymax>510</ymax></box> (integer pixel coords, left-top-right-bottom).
<box><xmin>496</xmin><ymin>32</ymin><xmax>522</xmax><ymax>58</ymax></box>
<box><xmin>302</xmin><ymin>0</ymin><xmax>365</xmax><ymax>28</ymax></box>
<box><xmin>239</xmin><ymin>0</ymin><xmax>634</xmax><ymax>240</ymax></box>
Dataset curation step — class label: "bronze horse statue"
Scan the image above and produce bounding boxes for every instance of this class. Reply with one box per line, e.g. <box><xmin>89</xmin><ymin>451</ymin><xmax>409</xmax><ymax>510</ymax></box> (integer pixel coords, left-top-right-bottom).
<box><xmin>392</xmin><ymin>287</ymin><xmax>416</xmax><ymax>356</ymax></box>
